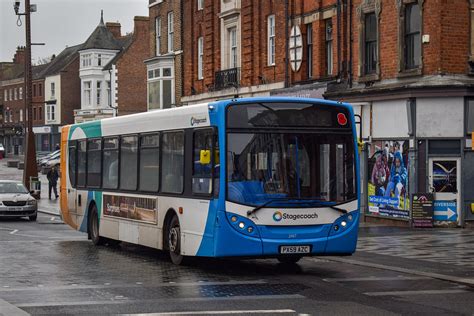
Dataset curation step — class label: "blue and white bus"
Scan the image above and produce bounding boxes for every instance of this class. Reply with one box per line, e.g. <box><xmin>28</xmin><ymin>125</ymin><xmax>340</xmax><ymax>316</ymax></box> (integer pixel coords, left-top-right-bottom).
<box><xmin>60</xmin><ymin>97</ymin><xmax>360</xmax><ymax>264</ymax></box>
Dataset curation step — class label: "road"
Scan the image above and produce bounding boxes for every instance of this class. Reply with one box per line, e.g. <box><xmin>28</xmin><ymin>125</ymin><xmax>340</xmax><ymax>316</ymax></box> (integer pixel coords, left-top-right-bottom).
<box><xmin>0</xmin><ymin>213</ymin><xmax>473</xmax><ymax>315</ymax></box>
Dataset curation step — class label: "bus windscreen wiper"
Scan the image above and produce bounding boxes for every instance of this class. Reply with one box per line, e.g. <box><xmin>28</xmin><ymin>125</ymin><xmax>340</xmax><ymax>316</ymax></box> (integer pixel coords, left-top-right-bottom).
<box><xmin>247</xmin><ymin>198</ymin><xmax>292</xmax><ymax>217</ymax></box>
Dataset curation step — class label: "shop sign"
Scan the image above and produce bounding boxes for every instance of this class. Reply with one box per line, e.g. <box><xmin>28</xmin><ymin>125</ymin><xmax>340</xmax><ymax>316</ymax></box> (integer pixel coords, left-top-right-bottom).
<box><xmin>367</xmin><ymin>140</ymin><xmax>410</xmax><ymax>219</ymax></box>
<box><xmin>433</xmin><ymin>200</ymin><xmax>457</xmax><ymax>221</ymax></box>
<box><xmin>411</xmin><ymin>193</ymin><xmax>434</xmax><ymax>227</ymax></box>
<box><xmin>33</xmin><ymin>126</ymin><xmax>52</xmax><ymax>134</ymax></box>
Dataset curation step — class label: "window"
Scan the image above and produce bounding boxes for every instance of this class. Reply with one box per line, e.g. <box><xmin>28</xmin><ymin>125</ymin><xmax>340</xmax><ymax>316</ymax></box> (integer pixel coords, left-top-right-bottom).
<box><xmin>97</xmin><ymin>81</ymin><xmax>102</xmax><ymax>106</ymax></box>
<box><xmin>120</xmin><ymin>135</ymin><xmax>138</xmax><ymax>190</ymax></box>
<box><xmin>229</xmin><ymin>27</ymin><xmax>237</xmax><ymax>68</ymax></box>
<box><xmin>51</xmin><ymin>82</ymin><xmax>55</xmax><ymax>98</ymax></box>
<box><xmin>9</xmin><ymin>89</ymin><xmax>12</xmax><ymax>101</ymax></box>
<box><xmin>325</xmin><ymin>19</ymin><xmax>333</xmax><ymax>76</ymax></box>
<box><xmin>307</xmin><ymin>23</ymin><xmax>313</xmax><ymax>78</ymax></box>
<box><xmin>87</xmin><ymin>139</ymin><xmax>102</xmax><ymax>187</ymax></box>
<box><xmin>39</xmin><ymin>106</ymin><xmax>42</xmax><ymax>120</ymax></box>
<box><xmin>77</xmin><ymin>140</ymin><xmax>87</xmax><ymax>187</ymax></box>
<box><xmin>98</xmin><ymin>54</ymin><xmax>102</xmax><ymax>66</ymax></box>
<box><xmin>467</xmin><ymin>99</ymin><xmax>474</xmax><ymax>135</ymax></box>
<box><xmin>106</xmin><ymin>81</ymin><xmax>111</xmax><ymax>106</ymax></box>
<box><xmin>47</xmin><ymin>104</ymin><xmax>56</xmax><ymax>121</ymax></box>
<box><xmin>14</xmin><ymin>88</ymin><xmax>17</xmax><ymax>100</ymax></box>
<box><xmin>82</xmin><ymin>54</ymin><xmax>92</xmax><ymax>67</ymax></box>
<box><xmin>3</xmin><ymin>92</ymin><xmax>7</xmax><ymax>101</ymax></box>
<box><xmin>404</xmin><ymin>3</ymin><xmax>421</xmax><ymax>69</ymax></box>
<box><xmin>364</xmin><ymin>13</ymin><xmax>377</xmax><ymax>74</ymax></box>
<box><xmin>192</xmin><ymin>129</ymin><xmax>217</xmax><ymax>195</ymax></box>
<box><xmin>68</xmin><ymin>142</ymin><xmax>77</xmax><ymax>187</ymax></box>
<box><xmin>84</xmin><ymin>81</ymin><xmax>91</xmax><ymax>106</ymax></box>
<box><xmin>33</xmin><ymin>107</ymin><xmax>37</xmax><ymax>120</ymax></box>
<box><xmin>19</xmin><ymin>109</ymin><xmax>23</xmax><ymax>122</ymax></box>
<box><xmin>161</xmin><ymin>131</ymin><xmax>184</xmax><ymax>193</ymax></box>
<box><xmin>268</xmin><ymin>15</ymin><xmax>275</xmax><ymax>66</ymax></box>
<box><xmin>39</xmin><ymin>83</ymin><xmax>42</xmax><ymax>96</ymax></box>
<box><xmin>19</xmin><ymin>87</ymin><xmax>23</xmax><ymax>99</ymax></box>
<box><xmin>198</xmin><ymin>37</ymin><xmax>204</xmax><ymax>80</ymax></box>
<box><xmin>155</xmin><ymin>17</ymin><xmax>161</xmax><ymax>56</ymax></box>
<box><xmin>139</xmin><ymin>133</ymin><xmax>160</xmax><ymax>191</ymax></box>
<box><xmin>168</xmin><ymin>12</ymin><xmax>174</xmax><ymax>52</ymax></box>
<box><xmin>198</xmin><ymin>0</ymin><xmax>204</xmax><ymax>10</ymax></box>
<box><xmin>147</xmin><ymin>66</ymin><xmax>174</xmax><ymax>110</ymax></box>
<box><xmin>103</xmin><ymin>137</ymin><xmax>119</xmax><ymax>189</ymax></box>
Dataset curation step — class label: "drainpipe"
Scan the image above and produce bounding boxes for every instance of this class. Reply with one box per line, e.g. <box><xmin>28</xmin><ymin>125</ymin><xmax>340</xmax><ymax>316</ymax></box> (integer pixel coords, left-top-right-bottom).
<box><xmin>348</xmin><ymin>0</ymin><xmax>353</xmax><ymax>87</ymax></box>
<box><xmin>336</xmin><ymin>0</ymin><xmax>341</xmax><ymax>80</ymax></box>
<box><xmin>285</xmin><ymin>0</ymin><xmax>289</xmax><ymax>88</ymax></box>
<box><xmin>108</xmin><ymin>68</ymin><xmax>117</xmax><ymax>116</ymax></box>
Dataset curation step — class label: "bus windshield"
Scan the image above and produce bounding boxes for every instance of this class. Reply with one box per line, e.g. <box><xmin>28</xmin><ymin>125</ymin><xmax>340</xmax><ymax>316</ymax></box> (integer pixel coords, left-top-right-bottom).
<box><xmin>226</xmin><ymin>102</ymin><xmax>356</xmax><ymax>207</ymax></box>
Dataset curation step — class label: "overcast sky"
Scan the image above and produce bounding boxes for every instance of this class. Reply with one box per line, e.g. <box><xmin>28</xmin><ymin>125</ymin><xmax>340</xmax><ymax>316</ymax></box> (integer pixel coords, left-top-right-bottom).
<box><xmin>0</xmin><ymin>0</ymin><xmax>148</xmax><ymax>63</ymax></box>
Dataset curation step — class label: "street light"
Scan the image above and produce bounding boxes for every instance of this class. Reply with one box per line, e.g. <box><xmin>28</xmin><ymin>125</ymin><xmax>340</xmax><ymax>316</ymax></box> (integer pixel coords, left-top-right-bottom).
<box><xmin>14</xmin><ymin>0</ymin><xmax>38</xmax><ymax>190</ymax></box>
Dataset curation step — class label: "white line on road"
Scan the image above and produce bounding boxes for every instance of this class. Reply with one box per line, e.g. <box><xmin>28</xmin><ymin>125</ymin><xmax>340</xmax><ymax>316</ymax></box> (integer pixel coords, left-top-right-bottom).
<box><xmin>323</xmin><ymin>276</ymin><xmax>430</xmax><ymax>282</ymax></box>
<box><xmin>120</xmin><ymin>310</ymin><xmax>296</xmax><ymax>315</ymax></box>
<box><xmin>364</xmin><ymin>289</ymin><xmax>470</xmax><ymax>296</ymax></box>
<box><xmin>9</xmin><ymin>229</ymin><xmax>18</xmax><ymax>235</ymax></box>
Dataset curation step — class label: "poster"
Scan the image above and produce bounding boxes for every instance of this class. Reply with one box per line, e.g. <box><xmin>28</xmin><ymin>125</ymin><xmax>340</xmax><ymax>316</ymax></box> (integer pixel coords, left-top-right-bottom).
<box><xmin>367</xmin><ymin>140</ymin><xmax>410</xmax><ymax>219</ymax></box>
<box><xmin>411</xmin><ymin>193</ymin><xmax>434</xmax><ymax>227</ymax></box>
<box><xmin>103</xmin><ymin>194</ymin><xmax>157</xmax><ymax>223</ymax></box>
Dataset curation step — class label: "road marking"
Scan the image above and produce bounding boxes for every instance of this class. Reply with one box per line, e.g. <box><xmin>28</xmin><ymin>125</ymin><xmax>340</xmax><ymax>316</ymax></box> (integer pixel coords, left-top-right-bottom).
<box><xmin>318</xmin><ymin>257</ymin><xmax>474</xmax><ymax>287</ymax></box>
<box><xmin>120</xmin><ymin>310</ymin><xmax>296</xmax><ymax>315</ymax></box>
<box><xmin>9</xmin><ymin>229</ymin><xmax>18</xmax><ymax>235</ymax></box>
<box><xmin>323</xmin><ymin>276</ymin><xmax>430</xmax><ymax>282</ymax></box>
<box><xmin>364</xmin><ymin>289</ymin><xmax>470</xmax><ymax>296</ymax></box>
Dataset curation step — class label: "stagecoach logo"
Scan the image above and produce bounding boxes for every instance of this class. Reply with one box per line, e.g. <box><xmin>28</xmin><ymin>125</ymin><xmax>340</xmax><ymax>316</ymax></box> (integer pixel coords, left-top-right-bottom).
<box><xmin>273</xmin><ymin>211</ymin><xmax>283</xmax><ymax>221</ymax></box>
<box><xmin>190</xmin><ymin>116</ymin><xmax>207</xmax><ymax>126</ymax></box>
<box><xmin>273</xmin><ymin>211</ymin><xmax>318</xmax><ymax>222</ymax></box>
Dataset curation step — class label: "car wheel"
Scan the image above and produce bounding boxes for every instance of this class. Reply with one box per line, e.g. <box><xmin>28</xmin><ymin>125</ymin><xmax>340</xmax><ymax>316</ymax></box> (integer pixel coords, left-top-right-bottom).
<box><xmin>277</xmin><ymin>255</ymin><xmax>302</xmax><ymax>264</ymax></box>
<box><xmin>168</xmin><ymin>215</ymin><xmax>186</xmax><ymax>265</ymax></box>
<box><xmin>29</xmin><ymin>213</ymin><xmax>37</xmax><ymax>221</ymax></box>
<box><xmin>89</xmin><ymin>205</ymin><xmax>105</xmax><ymax>246</ymax></box>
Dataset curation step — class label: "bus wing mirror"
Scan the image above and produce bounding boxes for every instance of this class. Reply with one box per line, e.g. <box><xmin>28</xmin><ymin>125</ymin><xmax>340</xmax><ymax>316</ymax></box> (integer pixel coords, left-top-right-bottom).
<box><xmin>200</xmin><ymin>150</ymin><xmax>211</xmax><ymax>164</ymax></box>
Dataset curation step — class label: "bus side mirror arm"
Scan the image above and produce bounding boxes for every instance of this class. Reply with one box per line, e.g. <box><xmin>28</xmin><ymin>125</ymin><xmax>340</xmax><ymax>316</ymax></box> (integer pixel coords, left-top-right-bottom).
<box><xmin>354</xmin><ymin>114</ymin><xmax>362</xmax><ymax>142</ymax></box>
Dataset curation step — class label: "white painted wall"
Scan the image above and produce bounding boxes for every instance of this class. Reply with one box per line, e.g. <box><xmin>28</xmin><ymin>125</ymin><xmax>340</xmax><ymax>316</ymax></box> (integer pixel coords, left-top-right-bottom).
<box><xmin>44</xmin><ymin>74</ymin><xmax>61</xmax><ymax>125</ymax></box>
<box><xmin>372</xmin><ymin>99</ymin><xmax>409</xmax><ymax>139</ymax></box>
<box><xmin>416</xmin><ymin>97</ymin><xmax>464</xmax><ymax>138</ymax></box>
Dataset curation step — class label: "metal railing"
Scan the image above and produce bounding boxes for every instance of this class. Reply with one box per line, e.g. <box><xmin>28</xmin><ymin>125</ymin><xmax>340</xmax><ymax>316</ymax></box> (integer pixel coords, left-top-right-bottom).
<box><xmin>214</xmin><ymin>67</ymin><xmax>240</xmax><ymax>91</ymax></box>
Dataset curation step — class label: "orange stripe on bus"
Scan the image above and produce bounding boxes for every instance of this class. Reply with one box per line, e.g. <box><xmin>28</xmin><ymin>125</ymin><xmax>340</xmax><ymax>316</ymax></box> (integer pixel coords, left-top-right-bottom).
<box><xmin>60</xmin><ymin>125</ymin><xmax>77</xmax><ymax>230</ymax></box>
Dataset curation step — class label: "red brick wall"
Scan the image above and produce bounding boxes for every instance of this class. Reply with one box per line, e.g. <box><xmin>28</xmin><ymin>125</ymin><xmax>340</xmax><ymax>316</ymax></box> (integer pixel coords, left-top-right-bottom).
<box><xmin>60</xmin><ymin>57</ymin><xmax>81</xmax><ymax>125</ymax></box>
<box><xmin>2</xmin><ymin>82</ymin><xmax>24</xmax><ymax>126</ymax></box>
<box><xmin>32</xmin><ymin>79</ymin><xmax>45</xmax><ymax>127</ymax></box>
<box><xmin>117</xmin><ymin>16</ymin><xmax>150</xmax><ymax>116</ymax></box>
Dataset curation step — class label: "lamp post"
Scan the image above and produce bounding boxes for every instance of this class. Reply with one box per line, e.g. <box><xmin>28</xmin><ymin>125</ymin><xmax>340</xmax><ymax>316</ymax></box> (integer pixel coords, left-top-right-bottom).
<box><xmin>14</xmin><ymin>0</ymin><xmax>38</xmax><ymax>190</ymax></box>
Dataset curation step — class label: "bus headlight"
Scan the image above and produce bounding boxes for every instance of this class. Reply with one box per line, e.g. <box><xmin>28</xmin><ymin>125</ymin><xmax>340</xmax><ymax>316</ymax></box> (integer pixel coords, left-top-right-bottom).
<box><xmin>226</xmin><ymin>212</ymin><xmax>259</xmax><ymax>237</ymax></box>
<box><xmin>341</xmin><ymin>221</ymin><xmax>347</xmax><ymax>227</ymax></box>
<box><xmin>231</xmin><ymin>216</ymin><xmax>238</xmax><ymax>222</ymax></box>
<box><xmin>238</xmin><ymin>222</ymin><xmax>245</xmax><ymax>229</ymax></box>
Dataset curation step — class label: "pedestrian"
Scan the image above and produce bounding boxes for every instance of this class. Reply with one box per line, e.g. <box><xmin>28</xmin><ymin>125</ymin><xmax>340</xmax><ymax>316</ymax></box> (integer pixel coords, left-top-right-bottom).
<box><xmin>55</xmin><ymin>143</ymin><xmax>60</xmax><ymax>151</ymax></box>
<box><xmin>47</xmin><ymin>165</ymin><xmax>59</xmax><ymax>200</ymax></box>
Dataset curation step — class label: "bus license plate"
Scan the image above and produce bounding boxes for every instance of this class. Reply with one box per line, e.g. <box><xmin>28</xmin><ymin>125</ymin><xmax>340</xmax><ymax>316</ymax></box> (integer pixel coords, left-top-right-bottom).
<box><xmin>279</xmin><ymin>245</ymin><xmax>311</xmax><ymax>254</ymax></box>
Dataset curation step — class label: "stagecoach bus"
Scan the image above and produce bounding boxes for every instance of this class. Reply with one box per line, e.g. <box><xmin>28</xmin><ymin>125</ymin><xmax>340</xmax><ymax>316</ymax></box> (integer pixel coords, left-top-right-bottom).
<box><xmin>60</xmin><ymin>97</ymin><xmax>360</xmax><ymax>265</ymax></box>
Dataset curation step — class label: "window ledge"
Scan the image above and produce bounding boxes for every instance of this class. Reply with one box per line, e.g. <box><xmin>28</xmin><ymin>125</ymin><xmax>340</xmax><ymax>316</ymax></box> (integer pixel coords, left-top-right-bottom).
<box><xmin>397</xmin><ymin>68</ymin><xmax>422</xmax><ymax>78</ymax></box>
<box><xmin>358</xmin><ymin>73</ymin><xmax>380</xmax><ymax>83</ymax></box>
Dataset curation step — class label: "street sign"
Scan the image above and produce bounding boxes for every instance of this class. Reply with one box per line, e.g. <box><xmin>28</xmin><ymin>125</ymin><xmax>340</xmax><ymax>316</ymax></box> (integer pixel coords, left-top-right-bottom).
<box><xmin>433</xmin><ymin>200</ymin><xmax>457</xmax><ymax>221</ymax></box>
<box><xmin>411</xmin><ymin>193</ymin><xmax>434</xmax><ymax>228</ymax></box>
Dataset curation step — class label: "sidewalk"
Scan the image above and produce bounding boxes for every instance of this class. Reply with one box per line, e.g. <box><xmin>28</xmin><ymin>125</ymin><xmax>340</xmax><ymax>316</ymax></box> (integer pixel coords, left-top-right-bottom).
<box><xmin>0</xmin><ymin>156</ymin><xmax>60</xmax><ymax>216</ymax></box>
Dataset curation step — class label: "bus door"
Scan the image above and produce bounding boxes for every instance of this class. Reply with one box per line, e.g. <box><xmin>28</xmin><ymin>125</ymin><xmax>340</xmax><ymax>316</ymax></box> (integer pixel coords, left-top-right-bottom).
<box><xmin>428</xmin><ymin>158</ymin><xmax>460</xmax><ymax>224</ymax></box>
<box><xmin>63</xmin><ymin>140</ymin><xmax>78</xmax><ymax>226</ymax></box>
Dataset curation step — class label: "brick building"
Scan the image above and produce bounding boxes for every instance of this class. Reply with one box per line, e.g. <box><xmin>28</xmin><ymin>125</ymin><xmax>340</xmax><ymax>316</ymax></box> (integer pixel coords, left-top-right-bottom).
<box><xmin>145</xmin><ymin>0</ymin><xmax>182</xmax><ymax>110</ymax></box>
<box><xmin>75</xmin><ymin>12</ymin><xmax>149</xmax><ymax>123</ymax></box>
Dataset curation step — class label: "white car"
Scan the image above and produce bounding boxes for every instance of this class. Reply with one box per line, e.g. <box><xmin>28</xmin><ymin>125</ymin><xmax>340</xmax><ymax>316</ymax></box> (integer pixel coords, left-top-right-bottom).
<box><xmin>0</xmin><ymin>181</ymin><xmax>37</xmax><ymax>221</ymax></box>
<box><xmin>0</xmin><ymin>143</ymin><xmax>5</xmax><ymax>156</ymax></box>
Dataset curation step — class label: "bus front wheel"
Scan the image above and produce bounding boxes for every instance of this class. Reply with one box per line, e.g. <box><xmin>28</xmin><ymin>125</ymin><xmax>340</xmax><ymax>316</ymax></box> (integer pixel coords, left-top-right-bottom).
<box><xmin>89</xmin><ymin>205</ymin><xmax>106</xmax><ymax>246</ymax></box>
<box><xmin>168</xmin><ymin>215</ymin><xmax>185</xmax><ymax>265</ymax></box>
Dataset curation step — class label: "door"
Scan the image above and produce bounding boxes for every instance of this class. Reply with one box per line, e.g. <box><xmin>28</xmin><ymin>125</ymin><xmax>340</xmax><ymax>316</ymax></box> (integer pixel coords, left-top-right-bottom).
<box><xmin>428</xmin><ymin>158</ymin><xmax>460</xmax><ymax>224</ymax></box>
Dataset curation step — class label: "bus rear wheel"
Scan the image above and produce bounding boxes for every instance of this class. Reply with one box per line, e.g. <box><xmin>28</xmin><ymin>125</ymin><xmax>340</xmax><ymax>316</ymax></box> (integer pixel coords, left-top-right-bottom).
<box><xmin>168</xmin><ymin>215</ymin><xmax>185</xmax><ymax>265</ymax></box>
<box><xmin>89</xmin><ymin>205</ymin><xmax>106</xmax><ymax>246</ymax></box>
<box><xmin>277</xmin><ymin>255</ymin><xmax>302</xmax><ymax>264</ymax></box>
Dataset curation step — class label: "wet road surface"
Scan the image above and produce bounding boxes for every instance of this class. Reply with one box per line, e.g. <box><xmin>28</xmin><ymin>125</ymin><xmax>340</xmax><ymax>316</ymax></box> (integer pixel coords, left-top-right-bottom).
<box><xmin>0</xmin><ymin>214</ymin><xmax>473</xmax><ymax>315</ymax></box>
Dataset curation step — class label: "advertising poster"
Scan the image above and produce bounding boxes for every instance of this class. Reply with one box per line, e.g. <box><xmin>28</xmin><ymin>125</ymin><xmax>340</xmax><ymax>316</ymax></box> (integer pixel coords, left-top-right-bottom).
<box><xmin>367</xmin><ymin>140</ymin><xmax>410</xmax><ymax>219</ymax></box>
<box><xmin>103</xmin><ymin>194</ymin><xmax>157</xmax><ymax>224</ymax></box>
<box><xmin>411</xmin><ymin>193</ymin><xmax>434</xmax><ymax>228</ymax></box>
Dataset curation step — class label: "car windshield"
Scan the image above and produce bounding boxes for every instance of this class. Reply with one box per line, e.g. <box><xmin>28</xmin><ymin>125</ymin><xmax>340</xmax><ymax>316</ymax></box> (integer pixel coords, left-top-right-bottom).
<box><xmin>227</xmin><ymin>132</ymin><xmax>356</xmax><ymax>206</ymax></box>
<box><xmin>0</xmin><ymin>183</ymin><xmax>29</xmax><ymax>194</ymax></box>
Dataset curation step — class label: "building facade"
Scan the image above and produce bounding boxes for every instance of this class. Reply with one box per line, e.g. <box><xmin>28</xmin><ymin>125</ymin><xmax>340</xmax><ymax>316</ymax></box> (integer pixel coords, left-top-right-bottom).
<box><xmin>145</xmin><ymin>0</ymin><xmax>183</xmax><ymax>110</ymax></box>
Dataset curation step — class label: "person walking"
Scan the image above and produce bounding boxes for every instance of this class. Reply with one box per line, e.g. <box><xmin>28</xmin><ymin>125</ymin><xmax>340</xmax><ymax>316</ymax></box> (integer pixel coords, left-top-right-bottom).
<box><xmin>47</xmin><ymin>165</ymin><xmax>59</xmax><ymax>200</ymax></box>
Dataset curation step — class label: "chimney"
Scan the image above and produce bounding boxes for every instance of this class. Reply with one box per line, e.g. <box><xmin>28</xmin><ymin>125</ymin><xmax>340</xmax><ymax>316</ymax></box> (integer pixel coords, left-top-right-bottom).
<box><xmin>106</xmin><ymin>22</ymin><xmax>121</xmax><ymax>38</ymax></box>
<box><xmin>133</xmin><ymin>16</ymin><xmax>149</xmax><ymax>38</ymax></box>
<box><xmin>13</xmin><ymin>46</ymin><xmax>25</xmax><ymax>64</ymax></box>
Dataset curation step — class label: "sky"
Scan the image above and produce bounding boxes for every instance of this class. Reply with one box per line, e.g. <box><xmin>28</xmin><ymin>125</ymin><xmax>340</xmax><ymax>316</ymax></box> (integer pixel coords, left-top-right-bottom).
<box><xmin>0</xmin><ymin>0</ymin><xmax>148</xmax><ymax>63</ymax></box>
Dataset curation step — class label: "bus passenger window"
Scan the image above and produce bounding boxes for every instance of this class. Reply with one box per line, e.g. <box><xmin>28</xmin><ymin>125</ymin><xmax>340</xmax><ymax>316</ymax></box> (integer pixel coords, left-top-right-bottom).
<box><xmin>161</xmin><ymin>132</ymin><xmax>184</xmax><ymax>194</ymax></box>
<box><xmin>120</xmin><ymin>136</ymin><xmax>138</xmax><ymax>190</ymax></box>
<box><xmin>77</xmin><ymin>140</ymin><xmax>86</xmax><ymax>187</ymax></box>
<box><xmin>68</xmin><ymin>142</ymin><xmax>77</xmax><ymax>187</ymax></box>
<box><xmin>193</xmin><ymin>129</ymin><xmax>214</xmax><ymax>195</ymax></box>
<box><xmin>87</xmin><ymin>139</ymin><xmax>102</xmax><ymax>187</ymax></box>
<box><xmin>102</xmin><ymin>137</ymin><xmax>119</xmax><ymax>189</ymax></box>
<box><xmin>139</xmin><ymin>134</ymin><xmax>160</xmax><ymax>192</ymax></box>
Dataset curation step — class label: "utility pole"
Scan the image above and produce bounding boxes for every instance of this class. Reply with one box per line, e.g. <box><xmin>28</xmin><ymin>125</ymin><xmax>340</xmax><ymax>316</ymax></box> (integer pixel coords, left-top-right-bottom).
<box><xmin>14</xmin><ymin>0</ymin><xmax>38</xmax><ymax>189</ymax></box>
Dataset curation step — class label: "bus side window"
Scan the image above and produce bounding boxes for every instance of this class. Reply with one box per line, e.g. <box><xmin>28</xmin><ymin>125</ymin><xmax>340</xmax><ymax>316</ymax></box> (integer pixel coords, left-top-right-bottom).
<box><xmin>192</xmin><ymin>129</ymin><xmax>214</xmax><ymax>195</ymax></box>
<box><xmin>77</xmin><ymin>140</ymin><xmax>86</xmax><ymax>187</ymax></box>
<box><xmin>102</xmin><ymin>137</ymin><xmax>119</xmax><ymax>189</ymax></box>
<box><xmin>120</xmin><ymin>135</ymin><xmax>138</xmax><ymax>191</ymax></box>
<box><xmin>68</xmin><ymin>141</ymin><xmax>77</xmax><ymax>187</ymax></box>
<box><xmin>161</xmin><ymin>131</ymin><xmax>184</xmax><ymax>194</ymax></box>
